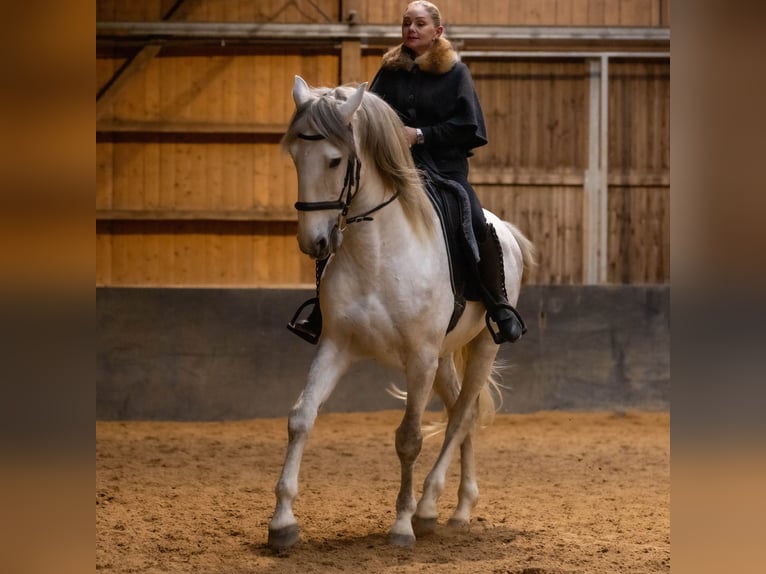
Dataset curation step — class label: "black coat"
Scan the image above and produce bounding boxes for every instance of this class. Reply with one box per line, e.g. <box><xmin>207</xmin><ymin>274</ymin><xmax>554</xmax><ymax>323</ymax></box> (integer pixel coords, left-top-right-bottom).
<box><xmin>369</xmin><ymin>47</ymin><xmax>488</xmax><ymax>175</ymax></box>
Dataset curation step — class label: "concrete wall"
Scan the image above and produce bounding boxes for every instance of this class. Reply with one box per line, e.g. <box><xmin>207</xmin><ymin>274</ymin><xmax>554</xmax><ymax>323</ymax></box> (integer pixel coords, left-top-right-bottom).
<box><xmin>96</xmin><ymin>285</ymin><xmax>669</xmax><ymax>420</ymax></box>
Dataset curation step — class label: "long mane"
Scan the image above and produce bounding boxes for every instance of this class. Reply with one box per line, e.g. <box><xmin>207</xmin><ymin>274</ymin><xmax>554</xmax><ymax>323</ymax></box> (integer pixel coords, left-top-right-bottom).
<box><xmin>282</xmin><ymin>85</ymin><xmax>435</xmax><ymax>237</ymax></box>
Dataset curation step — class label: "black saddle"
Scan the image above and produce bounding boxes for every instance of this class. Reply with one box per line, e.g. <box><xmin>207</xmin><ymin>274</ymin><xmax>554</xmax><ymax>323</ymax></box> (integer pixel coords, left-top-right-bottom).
<box><xmin>418</xmin><ymin>166</ymin><xmax>482</xmax><ymax>334</ymax></box>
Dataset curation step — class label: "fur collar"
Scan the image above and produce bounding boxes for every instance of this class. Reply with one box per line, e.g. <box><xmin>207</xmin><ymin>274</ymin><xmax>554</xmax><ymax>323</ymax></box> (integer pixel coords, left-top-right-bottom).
<box><xmin>380</xmin><ymin>37</ymin><xmax>459</xmax><ymax>75</ymax></box>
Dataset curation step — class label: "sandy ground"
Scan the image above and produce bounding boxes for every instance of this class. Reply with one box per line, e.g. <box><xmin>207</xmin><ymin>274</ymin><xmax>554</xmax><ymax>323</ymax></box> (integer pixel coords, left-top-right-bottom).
<box><xmin>96</xmin><ymin>410</ymin><xmax>669</xmax><ymax>573</ymax></box>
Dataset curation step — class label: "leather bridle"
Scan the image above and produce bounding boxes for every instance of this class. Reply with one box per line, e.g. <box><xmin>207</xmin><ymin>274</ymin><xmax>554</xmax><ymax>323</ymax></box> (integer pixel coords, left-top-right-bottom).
<box><xmin>293</xmin><ymin>132</ymin><xmax>400</xmax><ymax>231</ymax></box>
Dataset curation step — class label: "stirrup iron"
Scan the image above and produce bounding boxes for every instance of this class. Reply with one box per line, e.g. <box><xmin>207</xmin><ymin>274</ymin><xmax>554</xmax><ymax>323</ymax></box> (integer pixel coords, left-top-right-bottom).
<box><xmin>484</xmin><ymin>304</ymin><xmax>527</xmax><ymax>345</ymax></box>
<box><xmin>286</xmin><ymin>297</ymin><xmax>321</xmax><ymax>345</ymax></box>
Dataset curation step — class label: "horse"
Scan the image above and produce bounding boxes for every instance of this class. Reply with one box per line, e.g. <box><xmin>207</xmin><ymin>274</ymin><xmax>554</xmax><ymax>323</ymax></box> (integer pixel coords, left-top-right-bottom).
<box><xmin>268</xmin><ymin>75</ymin><xmax>535</xmax><ymax>550</ymax></box>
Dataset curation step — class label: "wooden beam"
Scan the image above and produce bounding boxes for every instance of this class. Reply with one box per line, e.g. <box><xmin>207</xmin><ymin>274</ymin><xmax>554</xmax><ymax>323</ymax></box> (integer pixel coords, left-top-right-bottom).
<box><xmin>96</xmin><ymin>120</ymin><xmax>288</xmax><ymax>134</ymax></box>
<box><xmin>471</xmin><ymin>169</ymin><xmax>584</xmax><ymax>187</ymax></box>
<box><xmin>608</xmin><ymin>171</ymin><xmax>670</xmax><ymax>187</ymax></box>
<box><xmin>96</xmin><ymin>209</ymin><xmax>298</xmax><ymax>222</ymax></box>
<box><xmin>471</xmin><ymin>169</ymin><xmax>669</xmax><ymax>187</ymax></box>
<box><xmin>97</xmin><ymin>22</ymin><xmax>670</xmax><ymax>50</ymax></box>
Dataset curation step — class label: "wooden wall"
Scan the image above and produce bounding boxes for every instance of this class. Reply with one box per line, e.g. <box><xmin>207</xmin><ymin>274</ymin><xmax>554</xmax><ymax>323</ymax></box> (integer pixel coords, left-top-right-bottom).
<box><xmin>346</xmin><ymin>0</ymin><xmax>669</xmax><ymax>26</ymax></box>
<box><xmin>97</xmin><ymin>0</ymin><xmax>670</xmax><ymax>25</ymax></box>
<box><xmin>97</xmin><ymin>0</ymin><xmax>670</xmax><ymax>286</ymax></box>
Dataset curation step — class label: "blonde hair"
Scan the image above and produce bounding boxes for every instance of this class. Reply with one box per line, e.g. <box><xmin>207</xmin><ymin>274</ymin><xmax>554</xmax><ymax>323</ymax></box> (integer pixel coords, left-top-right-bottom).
<box><xmin>406</xmin><ymin>1</ymin><xmax>442</xmax><ymax>27</ymax></box>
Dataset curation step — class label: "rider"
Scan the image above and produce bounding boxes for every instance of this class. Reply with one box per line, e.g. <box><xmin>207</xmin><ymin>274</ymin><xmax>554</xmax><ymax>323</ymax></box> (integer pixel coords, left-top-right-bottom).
<box><xmin>288</xmin><ymin>0</ymin><xmax>526</xmax><ymax>345</ymax></box>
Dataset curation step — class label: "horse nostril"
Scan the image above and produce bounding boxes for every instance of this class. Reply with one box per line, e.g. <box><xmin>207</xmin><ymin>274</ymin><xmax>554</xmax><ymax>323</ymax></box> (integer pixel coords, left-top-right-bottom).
<box><xmin>316</xmin><ymin>237</ymin><xmax>328</xmax><ymax>253</ymax></box>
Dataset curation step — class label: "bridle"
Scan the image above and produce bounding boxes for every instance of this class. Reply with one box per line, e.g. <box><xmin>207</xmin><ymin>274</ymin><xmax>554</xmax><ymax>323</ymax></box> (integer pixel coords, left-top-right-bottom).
<box><xmin>293</xmin><ymin>131</ymin><xmax>400</xmax><ymax>231</ymax></box>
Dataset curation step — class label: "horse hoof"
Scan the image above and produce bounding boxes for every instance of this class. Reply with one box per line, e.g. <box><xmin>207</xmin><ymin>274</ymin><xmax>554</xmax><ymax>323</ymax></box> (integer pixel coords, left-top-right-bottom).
<box><xmin>389</xmin><ymin>532</ymin><xmax>416</xmax><ymax>547</ymax></box>
<box><xmin>412</xmin><ymin>516</ymin><xmax>438</xmax><ymax>537</ymax></box>
<box><xmin>268</xmin><ymin>524</ymin><xmax>300</xmax><ymax>551</ymax></box>
<box><xmin>446</xmin><ymin>518</ymin><xmax>470</xmax><ymax>530</ymax></box>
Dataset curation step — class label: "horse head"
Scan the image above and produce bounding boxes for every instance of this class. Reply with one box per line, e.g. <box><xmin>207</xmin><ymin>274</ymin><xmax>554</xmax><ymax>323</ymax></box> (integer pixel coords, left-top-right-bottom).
<box><xmin>285</xmin><ymin>76</ymin><xmax>367</xmax><ymax>260</ymax></box>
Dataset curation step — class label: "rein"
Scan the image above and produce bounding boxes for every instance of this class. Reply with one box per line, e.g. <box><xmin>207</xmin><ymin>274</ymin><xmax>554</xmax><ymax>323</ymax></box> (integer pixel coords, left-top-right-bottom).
<box><xmin>293</xmin><ymin>132</ymin><xmax>400</xmax><ymax>230</ymax></box>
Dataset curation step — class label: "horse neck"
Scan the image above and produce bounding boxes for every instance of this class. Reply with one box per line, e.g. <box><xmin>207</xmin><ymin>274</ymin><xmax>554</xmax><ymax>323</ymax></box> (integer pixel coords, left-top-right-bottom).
<box><xmin>340</xmin><ymin>169</ymin><xmax>438</xmax><ymax>273</ymax></box>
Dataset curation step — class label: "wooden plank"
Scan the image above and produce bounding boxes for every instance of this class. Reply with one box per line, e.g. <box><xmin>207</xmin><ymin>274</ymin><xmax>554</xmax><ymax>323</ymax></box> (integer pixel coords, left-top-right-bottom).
<box><xmin>607</xmin><ymin>171</ymin><xmax>669</xmax><ymax>186</ymax></box>
<box><xmin>619</xmin><ymin>0</ymin><xmax>651</xmax><ymax>26</ymax></box>
<box><xmin>96</xmin><ymin>143</ymin><xmax>114</xmax><ymax>210</ymax></box>
<box><xmin>96</xmin><ymin>121</ymin><xmax>288</xmax><ymax>135</ymax></box>
<box><xmin>568</xmin><ymin>0</ymin><xmax>592</xmax><ymax>25</ymax></box>
<box><xmin>587</xmin><ymin>0</ymin><xmax>606</xmax><ymax>25</ymax></box>
<box><xmin>341</xmin><ymin>40</ymin><xmax>362</xmax><ymax>84</ymax></box>
<box><xmin>603</xmin><ymin>0</ymin><xmax>621</xmax><ymax>24</ymax></box>
<box><xmin>555</xmin><ymin>0</ymin><xmax>575</xmax><ymax>25</ymax></box>
<box><xmin>97</xmin><ymin>45</ymin><xmax>162</xmax><ymax>121</ymax></box>
<box><xmin>607</xmin><ymin>185</ymin><xmax>669</xmax><ymax>283</ymax></box>
<box><xmin>97</xmin><ymin>0</ymin><xmax>200</xmax><ymax>119</ymax></box>
<box><xmin>158</xmin><ymin>139</ymin><xmax>175</xmax><ymax>209</ymax></box>
<box><xmin>96</xmin><ymin>209</ymin><xmax>297</xmax><ymax>222</ymax></box>
<box><xmin>475</xmin><ymin>184</ymin><xmax>584</xmax><ymax>284</ymax></box>
<box><xmin>142</xmin><ymin>142</ymin><xmax>161</xmax><ymax>209</ymax></box>
<box><xmin>471</xmin><ymin>169</ymin><xmax>584</xmax><ymax>186</ymax></box>
<box><xmin>96</xmin><ymin>223</ymin><xmax>113</xmax><ymax>286</ymax></box>
<box><xmin>103</xmin><ymin>221</ymin><xmax>309</xmax><ymax>286</ymax></box>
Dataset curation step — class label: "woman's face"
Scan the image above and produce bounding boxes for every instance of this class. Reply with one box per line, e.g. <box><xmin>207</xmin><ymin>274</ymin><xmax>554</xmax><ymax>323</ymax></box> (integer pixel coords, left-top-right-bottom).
<box><xmin>401</xmin><ymin>4</ymin><xmax>443</xmax><ymax>56</ymax></box>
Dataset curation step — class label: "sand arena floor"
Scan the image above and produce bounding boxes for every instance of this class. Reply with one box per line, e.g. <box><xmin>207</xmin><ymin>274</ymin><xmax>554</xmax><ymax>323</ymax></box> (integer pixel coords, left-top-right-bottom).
<box><xmin>96</xmin><ymin>410</ymin><xmax>669</xmax><ymax>573</ymax></box>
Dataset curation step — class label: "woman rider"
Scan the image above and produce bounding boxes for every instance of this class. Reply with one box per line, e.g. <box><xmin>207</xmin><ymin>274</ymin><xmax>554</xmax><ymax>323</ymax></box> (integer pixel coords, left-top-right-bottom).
<box><xmin>288</xmin><ymin>1</ymin><xmax>525</xmax><ymax>345</ymax></box>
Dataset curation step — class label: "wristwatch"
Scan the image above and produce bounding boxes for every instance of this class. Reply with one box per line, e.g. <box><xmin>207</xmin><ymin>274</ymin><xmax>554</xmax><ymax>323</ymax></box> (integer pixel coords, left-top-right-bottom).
<box><xmin>415</xmin><ymin>128</ymin><xmax>424</xmax><ymax>145</ymax></box>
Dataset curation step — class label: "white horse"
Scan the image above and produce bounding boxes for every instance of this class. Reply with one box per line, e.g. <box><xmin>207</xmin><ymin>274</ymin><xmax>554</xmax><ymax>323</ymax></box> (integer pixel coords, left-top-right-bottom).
<box><xmin>268</xmin><ymin>76</ymin><xmax>535</xmax><ymax>550</ymax></box>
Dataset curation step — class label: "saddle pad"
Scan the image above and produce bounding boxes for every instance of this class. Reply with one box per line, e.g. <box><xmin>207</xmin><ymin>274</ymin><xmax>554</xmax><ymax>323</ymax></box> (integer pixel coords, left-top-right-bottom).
<box><xmin>421</xmin><ymin>174</ymin><xmax>482</xmax><ymax>333</ymax></box>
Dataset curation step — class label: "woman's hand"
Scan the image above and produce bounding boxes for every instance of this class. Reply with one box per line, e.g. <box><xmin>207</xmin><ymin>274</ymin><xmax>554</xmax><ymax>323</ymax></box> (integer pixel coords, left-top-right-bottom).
<box><xmin>403</xmin><ymin>126</ymin><xmax>418</xmax><ymax>147</ymax></box>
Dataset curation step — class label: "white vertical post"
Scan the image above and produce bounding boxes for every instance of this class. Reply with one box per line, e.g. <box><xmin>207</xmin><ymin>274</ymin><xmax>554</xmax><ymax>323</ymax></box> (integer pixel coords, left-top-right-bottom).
<box><xmin>598</xmin><ymin>54</ymin><xmax>609</xmax><ymax>283</ymax></box>
<box><xmin>584</xmin><ymin>57</ymin><xmax>609</xmax><ymax>284</ymax></box>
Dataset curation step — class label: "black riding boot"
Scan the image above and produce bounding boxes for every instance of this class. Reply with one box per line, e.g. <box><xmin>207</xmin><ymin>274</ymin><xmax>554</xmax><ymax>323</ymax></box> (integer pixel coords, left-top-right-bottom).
<box><xmin>286</xmin><ymin>257</ymin><xmax>328</xmax><ymax>345</ymax></box>
<box><xmin>477</xmin><ymin>223</ymin><xmax>527</xmax><ymax>344</ymax></box>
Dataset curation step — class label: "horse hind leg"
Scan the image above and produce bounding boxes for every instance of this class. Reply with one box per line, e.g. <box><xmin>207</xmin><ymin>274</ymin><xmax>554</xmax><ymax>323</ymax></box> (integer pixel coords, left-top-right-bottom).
<box><xmin>415</xmin><ymin>336</ymin><xmax>498</xmax><ymax>534</ymax></box>
<box><xmin>389</xmin><ymin>352</ymin><xmax>439</xmax><ymax>547</ymax></box>
<box><xmin>448</xmin><ymin>433</ymin><xmax>478</xmax><ymax>529</ymax></box>
<box><xmin>410</xmin><ymin>355</ymin><xmax>459</xmax><ymax>537</ymax></box>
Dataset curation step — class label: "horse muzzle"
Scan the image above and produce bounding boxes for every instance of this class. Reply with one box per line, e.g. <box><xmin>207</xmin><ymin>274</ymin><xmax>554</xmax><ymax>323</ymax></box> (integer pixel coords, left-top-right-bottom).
<box><xmin>298</xmin><ymin>223</ymin><xmax>344</xmax><ymax>260</ymax></box>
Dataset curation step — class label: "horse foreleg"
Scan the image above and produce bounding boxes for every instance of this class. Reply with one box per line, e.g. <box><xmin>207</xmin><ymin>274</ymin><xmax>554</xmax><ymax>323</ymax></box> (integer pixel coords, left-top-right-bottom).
<box><xmin>268</xmin><ymin>344</ymin><xmax>350</xmax><ymax>551</ymax></box>
<box><xmin>389</xmin><ymin>353</ymin><xmax>438</xmax><ymax>547</ymax></box>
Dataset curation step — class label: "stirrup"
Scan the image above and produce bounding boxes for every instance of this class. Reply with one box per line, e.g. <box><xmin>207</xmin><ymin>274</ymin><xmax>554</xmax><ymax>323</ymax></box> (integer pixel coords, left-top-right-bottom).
<box><xmin>484</xmin><ymin>304</ymin><xmax>527</xmax><ymax>345</ymax></box>
<box><xmin>287</xmin><ymin>298</ymin><xmax>321</xmax><ymax>345</ymax></box>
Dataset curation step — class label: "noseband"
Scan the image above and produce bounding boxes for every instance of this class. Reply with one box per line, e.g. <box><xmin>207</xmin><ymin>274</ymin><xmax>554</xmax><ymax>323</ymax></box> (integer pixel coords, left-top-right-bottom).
<box><xmin>293</xmin><ymin>132</ymin><xmax>400</xmax><ymax>229</ymax></box>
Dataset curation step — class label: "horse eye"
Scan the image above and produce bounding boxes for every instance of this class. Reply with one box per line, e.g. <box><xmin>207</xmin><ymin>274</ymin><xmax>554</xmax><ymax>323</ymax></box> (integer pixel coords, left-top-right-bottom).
<box><xmin>329</xmin><ymin>157</ymin><xmax>342</xmax><ymax>168</ymax></box>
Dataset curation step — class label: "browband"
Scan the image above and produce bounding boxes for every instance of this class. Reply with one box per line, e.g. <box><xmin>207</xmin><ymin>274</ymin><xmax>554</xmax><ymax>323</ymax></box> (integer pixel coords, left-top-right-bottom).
<box><xmin>297</xmin><ymin>133</ymin><xmax>325</xmax><ymax>140</ymax></box>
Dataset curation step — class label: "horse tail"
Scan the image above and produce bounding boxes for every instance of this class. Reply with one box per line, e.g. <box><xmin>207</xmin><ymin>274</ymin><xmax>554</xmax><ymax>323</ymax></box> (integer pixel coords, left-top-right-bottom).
<box><xmin>504</xmin><ymin>221</ymin><xmax>537</xmax><ymax>274</ymax></box>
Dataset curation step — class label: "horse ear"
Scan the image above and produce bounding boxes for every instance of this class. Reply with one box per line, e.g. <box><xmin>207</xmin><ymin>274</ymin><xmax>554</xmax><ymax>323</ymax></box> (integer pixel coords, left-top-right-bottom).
<box><xmin>338</xmin><ymin>82</ymin><xmax>368</xmax><ymax>124</ymax></box>
<box><xmin>292</xmin><ymin>75</ymin><xmax>312</xmax><ymax>108</ymax></box>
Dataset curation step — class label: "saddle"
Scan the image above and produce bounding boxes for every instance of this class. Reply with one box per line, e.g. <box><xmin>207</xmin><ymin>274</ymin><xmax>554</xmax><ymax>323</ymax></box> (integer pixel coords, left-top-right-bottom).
<box><xmin>416</xmin><ymin>156</ymin><xmax>483</xmax><ymax>334</ymax></box>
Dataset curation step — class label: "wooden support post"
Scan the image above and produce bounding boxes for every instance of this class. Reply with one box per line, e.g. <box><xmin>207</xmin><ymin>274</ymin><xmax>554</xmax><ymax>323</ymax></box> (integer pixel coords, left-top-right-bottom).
<box><xmin>599</xmin><ymin>55</ymin><xmax>609</xmax><ymax>283</ymax></box>
<box><xmin>583</xmin><ymin>57</ymin><xmax>609</xmax><ymax>284</ymax></box>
